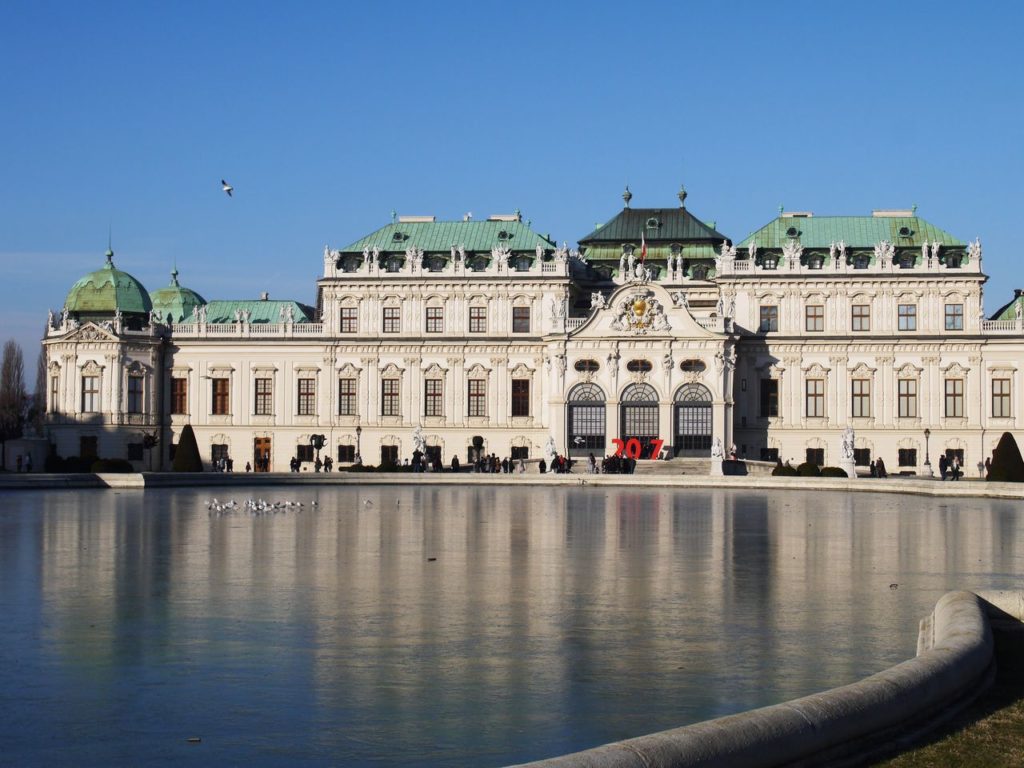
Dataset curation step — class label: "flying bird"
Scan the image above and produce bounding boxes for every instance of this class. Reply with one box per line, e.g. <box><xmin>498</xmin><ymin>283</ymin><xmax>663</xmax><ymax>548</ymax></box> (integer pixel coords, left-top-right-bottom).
<box><xmin>221</xmin><ymin>179</ymin><xmax>233</xmax><ymax>197</ymax></box>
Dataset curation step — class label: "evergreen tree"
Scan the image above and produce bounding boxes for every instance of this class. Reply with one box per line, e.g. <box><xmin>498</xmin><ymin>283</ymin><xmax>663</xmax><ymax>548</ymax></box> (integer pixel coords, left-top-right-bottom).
<box><xmin>0</xmin><ymin>340</ymin><xmax>27</xmax><ymax>462</ymax></box>
<box><xmin>172</xmin><ymin>424</ymin><xmax>203</xmax><ymax>472</ymax></box>
<box><xmin>988</xmin><ymin>432</ymin><xmax>1024</xmax><ymax>482</ymax></box>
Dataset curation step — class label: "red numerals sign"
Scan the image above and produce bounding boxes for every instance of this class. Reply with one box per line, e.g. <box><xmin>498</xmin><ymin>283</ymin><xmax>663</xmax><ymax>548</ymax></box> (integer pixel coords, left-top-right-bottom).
<box><xmin>611</xmin><ymin>438</ymin><xmax>664</xmax><ymax>460</ymax></box>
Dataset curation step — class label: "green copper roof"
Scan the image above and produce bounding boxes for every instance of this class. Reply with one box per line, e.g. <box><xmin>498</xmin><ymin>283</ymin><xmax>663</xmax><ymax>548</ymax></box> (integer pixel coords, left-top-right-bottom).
<box><xmin>338</xmin><ymin>218</ymin><xmax>556</xmax><ymax>254</ymax></box>
<box><xmin>149</xmin><ymin>268</ymin><xmax>207</xmax><ymax>324</ymax></box>
<box><xmin>182</xmin><ymin>299</ymin><xmax>315</xmax><ymax>324</ymax></box>
<box><xmin>738</xmin><ymin>215</ymin><xmax>965</xmax><ymax>249</ymax></box>
<box><xmin>990</xmin><ymin>290</ymin><xmax>1024</xmax><ymax>321</ymax></box>
<box><xmin>578</xmin><ymin>206</ymin><xmax>728</xmax><ymax>246</ymax></box>
<box><xmin>64</xmin><ymin>250</ymin><xmax>153</xmax><ymax>315</ymax></box>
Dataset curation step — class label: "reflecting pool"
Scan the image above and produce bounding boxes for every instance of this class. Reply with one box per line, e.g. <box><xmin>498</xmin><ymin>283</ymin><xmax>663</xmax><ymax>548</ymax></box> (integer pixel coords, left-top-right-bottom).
<box><xmin>0</xmin><ymin>486</ymin><xmax>1021</xmax><ymax>766</ymax></box>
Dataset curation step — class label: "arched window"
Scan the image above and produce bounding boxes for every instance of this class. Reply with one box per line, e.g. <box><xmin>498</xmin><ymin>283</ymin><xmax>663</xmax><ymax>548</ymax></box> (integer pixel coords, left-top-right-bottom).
<box><xmin>674</xmin><ymin>383</ymin><xmax>712</xmax><ymax>456</ymax></box>
<box><xmin>574</xmin><ymin>359</ymin><xmax>600</xmax><ymax>373</ymax></box>
<box><xmin>567</xmin><ymin>383</ymin><xmax>606</xmax><ymax>457</ymax></box>
<box><xmin>680</xmin><ymin>359</ymin><xmax>706</xmax><ymax>373</ymax></box>
<box><xmin>620</xmin><ymin>383</ymin><xmax>659</xmax><ymax>459</ymax></box>
<box><xmin>626</xmin><ymin>359</ymin><xmax>652</xmax><ymax>373</ymax></box>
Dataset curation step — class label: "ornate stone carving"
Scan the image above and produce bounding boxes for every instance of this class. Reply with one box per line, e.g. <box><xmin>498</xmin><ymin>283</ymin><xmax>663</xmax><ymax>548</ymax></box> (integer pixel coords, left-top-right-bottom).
<box><xmin>747</xmin><ymin>241</ymin><xmax>758</xmax><ymax>261</ymax></box>
<box><xmin>930</xmin><ymin>242</ymin><xmax>942</xmax><ymax>263</ymax></box>
<box><xmin>873</xmin><ymin>240</ymin><xmax>895</xmax><ymax>267</ymax></box>
<box><xmin>590</xmin><ymin>291</ymin><xmax>607</xmax><ymax>310</ymax></box>
<box><xmin>841</xmin><ymin>427</ymin><xmax>855</xmax><ymax>460</ymax></box>
<box><xmin>608</xmin><ymin>291</ymin><xmax>670</xmax><ymax>334</ymax></box>
<box><xmin>782</xmin><ymin>239</ymin><xmax>803</xmax><ymax>263</ymax></box>
<box><xmin>967</xmin><ymin>238</ymin><xmax>982</xmax><ymax>263</ymax></box>
<box><xmin>671</xmin><ymin>291</ymin><xmax>689</xmax><ymax>309</ymax></box>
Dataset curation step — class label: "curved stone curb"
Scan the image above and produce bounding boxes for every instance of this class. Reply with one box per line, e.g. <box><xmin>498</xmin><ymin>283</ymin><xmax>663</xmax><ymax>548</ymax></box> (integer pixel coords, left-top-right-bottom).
<box><xmin>512</xmin><ymin>591</ymin><xmax>996</xmax><ymax>768</ymax></box>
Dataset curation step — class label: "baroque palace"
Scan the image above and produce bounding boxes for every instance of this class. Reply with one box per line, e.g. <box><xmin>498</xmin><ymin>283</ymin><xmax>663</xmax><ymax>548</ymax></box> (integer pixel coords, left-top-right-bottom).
<box><xmin>42</xmin><ymin>186</ymin><xmax>1024</xmax><ymax>475</ymax></box>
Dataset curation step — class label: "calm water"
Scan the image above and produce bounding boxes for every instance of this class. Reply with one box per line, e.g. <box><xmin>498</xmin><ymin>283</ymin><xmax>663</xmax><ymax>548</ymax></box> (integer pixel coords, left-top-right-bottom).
<box><xmin>0</xmin><ymin>485</ymin><xmax>1020</xmax><ymax>766</ymax></box>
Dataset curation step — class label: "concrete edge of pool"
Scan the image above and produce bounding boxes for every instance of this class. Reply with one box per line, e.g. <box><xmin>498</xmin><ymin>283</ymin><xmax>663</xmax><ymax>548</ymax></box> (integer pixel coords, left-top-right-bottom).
<box><xmin>2</xmin><ymin>472</ymin><xmax>1023</xmax><ymax>500</ymax></box>
<box><xmin>510</xmin><ymin>589</ymin><xmax>1023</xmax><ymax>768</ymax></box>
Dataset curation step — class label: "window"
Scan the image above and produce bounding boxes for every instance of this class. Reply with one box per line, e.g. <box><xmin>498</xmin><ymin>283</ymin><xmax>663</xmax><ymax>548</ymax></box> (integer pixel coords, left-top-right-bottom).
<box><xmin>380</xmin><ymin>445</ymin><xmax>399</xmax><ymax>465</ymax></box>
<box><xmin>512</xmin><ymin>306</ymin><xmax>531</xmax><ymax>333</ymax></box>
<box><xmin>805</xmin><ymin>305</ymin><xmax>824</xmax><ymax>332</ymax></box>
<box><xmin>297</xmin><ymin>377</ymin><xmax>316</xmax><ymax>416</ymax></box>
<box><xmin>337</xmin><ymin>444</ymin><xmax>356</xmax><ymax>462</ymax></box>
<box><xmin>853</xmin><ymin>448</ymin><xmax>872</xmax><ymax>466</ymax></box>
<box><xmin>574</xmin><ymin>359</ymin><xmax>600</xmax><ymax>373</ymax></box>
<box><xmin>80</xmin><ymin>436</ymin><xmax>98</xmax><ymax>459</ymax></box>
<box><xmin>425</xmin><ymin>306</ymin><xmax>444</xmax><ymax>333</ymax></box>
<box><xmin>626</xmin><ymin>359</ymin><xmax>653</xmax><ymax>373</ymax></box>
<box><xmin>945</xmin><ymin>303</ymin><xmax>964</xmax><ymax>331</ymax></box>
<box><xmin>851</xmin><ymin>304</ymin><xmax>870</xmax><ymax>332</ymax></box>
<box><xmin>171</xmin><ymin>378</ymin><xmax>188</xmax><ymax>415</ymax></box>
<box><xmin>50</xmin><ymin>375</ymin><xmax>59</xmax><ymax>413</ymax></box>
<box><xmin>127</xmin><ymin>442</ymin><xmax>144</xmax><ymax>461</ymax></box>
<box><xmin>254</xmin><ymin>378</ymin><xmax>273</xmax><ymax>416</ymax></box>
<box><xmin>680</xmin><ymin>360</ymin><xmax>706</xmax><ymax>373</ymax></box>
<box><xmin>898</xmin><ymin>379</ymin><xmax>917</xmax><ymax>418</ymax></box>
<box><xmin>127</xmin><ymin>376</ymin><xmax>143</xmax><ymax>414</ymax></box>
<box><xmin>898</xmin><ymin>304</ymin><xmax>917</xmax><ymax>331</ymax></box>
<box><xmin>424</xmin><ymin>379</ymin><xmax>443</xmax><ymax>417</ymax></box>
<box><xmin>945</xmin><ymin>378</ymin><xmax>964</xmax><ymax>417</ymax></box>
<box><xmin>992</xmin><ymin>378</ymin><xmax>1011</xmax><ymax>418</ymax></box>
<box><xmin>212</xmin><ymin>378</ymin><xmax>230</xmax><ymax>415</ymax></box>
<box><xmin>760</xmin><ymin>379</ymin><xmax>779</xmax><ymax>417</ymax></box>
<box><xmin>381</xmin><ymin>379</ymin><xmax>400</xmax><ymax>416</ymax></box>
<box><xmin>469</xmin><ymin>306</ymin><xmax>487</xmax><ymax>333</ymax></box>
<box><xmin>806</xmin><ymin>448</ymin><xmax>824</xmax><ymax>466</ymax></box>
<box><xmin>468</xmin><ymin>379</ymin><xmax>486</xmax><ymax>417</ymax></box>
<box><xmin>805</xmin><ymin>379</ymin><xmax>825</xmax><ymax>418</ymax></box>
<box><xmin>296</xmin><ymin>444</ymin><xmax>313</xmax><ymax>462</ymax></box>
<box><xmin>898</xmin><ymin>448</ymin><xmax>918</xmax><ymax>467</ymax></box>
<box><xmin>340</xmin><ymin>306</ymin><xmax>358</xmax><ymax>334</ymax></box>
<box><xmin>511</xmin><ymin>379</ymin><xmax>530</xmax><ymax>417</ymax></box>
<box><xmin>382</xmin><ymin>306</ymin><xmax>400</xmax><ymax>333</ymax></box>
<box><xmin>851</xmin><ymin>379</ymin><xmax>871</xmax><ymax>418</ymax></box>
<box><xmin>82</xmin><ymin>375</ymin><xmax>99</xmax><ymax>413</ymax></box>
<box><xmin>212</xmin><ymin>443</ymin><xmax>230</xmax><ymax>465</ymax></box>
<box><xmin>338</xmin><ymin>378</ymin><xmax>356</xmax><ymax>416</ymax></box>
<box><xmin>511</xmin><ymin>446</ymin><xmax>529</xmax><ymax>460</ymax></box>
<box><xmin>759</xmin><ymin>305</ymin><xmax>778</xmax><ymax>332</ymax></box>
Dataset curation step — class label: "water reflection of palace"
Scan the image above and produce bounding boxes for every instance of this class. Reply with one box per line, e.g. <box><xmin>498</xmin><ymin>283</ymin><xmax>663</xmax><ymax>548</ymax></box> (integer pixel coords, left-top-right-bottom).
<box><xmin>41</xmin><ymin>188</ymin><xmax>1024</xmax><ymax>476</ymax></box>
<box><xmin>24</xmin><ymin>488</ymin><xmax>1021</xmax><ymax>733</ymax></box>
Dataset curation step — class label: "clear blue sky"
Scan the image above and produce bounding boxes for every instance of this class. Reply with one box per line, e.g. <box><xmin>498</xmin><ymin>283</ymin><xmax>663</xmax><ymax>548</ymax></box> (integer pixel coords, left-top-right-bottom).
<box><xmin>2</xmin><ymin>1</ymin><xmax>1022</xmax><ymax>373</ymax></box>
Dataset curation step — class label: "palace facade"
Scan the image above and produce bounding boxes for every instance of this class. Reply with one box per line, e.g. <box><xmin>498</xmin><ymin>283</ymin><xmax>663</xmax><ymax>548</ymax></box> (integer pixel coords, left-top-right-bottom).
<box><xmin>42</xmin><ymin>187</ymin><xmax>1024</xmax><ymax>475</ymax></box>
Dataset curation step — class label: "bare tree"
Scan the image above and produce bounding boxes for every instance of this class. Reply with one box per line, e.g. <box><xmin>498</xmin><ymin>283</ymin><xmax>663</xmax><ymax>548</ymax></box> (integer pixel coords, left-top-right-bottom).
<box><xmin>0</xmin><ymin>339</ymin><xmax>28</xmax><ymax>462</ymax></box>
<box><xmin>30</xmin><ymin>338</ymin><xmax>47</xmax><ymax>435</ymax></box>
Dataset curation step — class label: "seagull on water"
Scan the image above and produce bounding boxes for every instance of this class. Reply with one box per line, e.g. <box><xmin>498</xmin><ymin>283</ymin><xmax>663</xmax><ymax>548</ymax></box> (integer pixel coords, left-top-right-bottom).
<box><xmin>221</xmin><ymin>179</ymin><xmax>233</xmax><ymax>197</ymax></box>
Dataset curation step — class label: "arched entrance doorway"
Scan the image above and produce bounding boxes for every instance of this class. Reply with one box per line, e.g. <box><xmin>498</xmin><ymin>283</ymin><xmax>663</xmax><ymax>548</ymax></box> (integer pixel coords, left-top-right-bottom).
<box><xmin>620</xmin><ymin>383</ymin><xmax>660</xmax><ymax>459</ymax></box>
<box><xmin>567</xmin><ymin>383</ymin><xmax>606</xmax><ymax>458</ymax></box>
<box><xmin>673</xmin><ymin>383</ymin><xmax>712</xmax><ymax>456</ymax></box>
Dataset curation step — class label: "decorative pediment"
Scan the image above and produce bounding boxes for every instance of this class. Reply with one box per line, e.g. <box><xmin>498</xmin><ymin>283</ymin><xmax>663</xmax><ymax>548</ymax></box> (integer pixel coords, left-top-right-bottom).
<box><xmin>294</xmin><ymin>365</ymin><xmax>321</xmax><ymax>373</ymax></box>
<box><xmin>48</xmin><ymin>360</ymin><xmax>61</xmax><ymax>373</ymax></box>
<box><xmin>848</xmin><ymin>362</ymin><xmax>876</xmax><ymax>377</ymax></box>
<box><xmin>802</xmin><ymin>362</ymin><xmax>830</xmax><ymax>377</ymax></box>
<box><xmin>126</xmin><ymin>360</ymin><xmax>149</xmax><ymax>375</ymax></box>
<box><xmin>66</xmin><ymin>322</ymin><xmax>119</xmax><ymax>343</ymax></box>
<box><xmin>336</xmin><ymin>362</ymin><xmax>360</xmax><ymax>376</ymax></box>
<box><xmin>895</xmin><ymin>362</ymin><xmax>923</xmax><ymax>378</ymax></box>
<box><xmin>608</xmin><ymin>290</ymin><xmax>671</xmax><ymax>335</ymax></box>
<box><xmin>211</xmin><ymin>433</ymin><xmax>230</xmax><ymax>446</ymax></box>
<box><xmin>80</xmin><ymin>359</ymin><xmax>104</xmax><ymax>375</ymax></box>
<box><xmin>380</xmin><ymin>362</ymin><xmax>404</xmax><ymax>376</ymax></box>
<box><xmin>509</xmin><ymin>363</ymin><xmax>534</xmax><ymax>378</ymax></box>
<box><xmin>757</xmin><ymin>360</ymin><xmax>785</xmax><ymax>378</ymax></box>
<box><xmin>422</xmin><ymin>362</ymin><xmax>447</xmax><ymax>377</ymax></box>
<box><xmin>466</xmin><ymin>363</ymin><xmax>490</xmax><ymax>376</ymax></box>
<box><xmin>942</xmin><ymin>361</ymin><xmax>970</xmax><ymax>377</ymax></box>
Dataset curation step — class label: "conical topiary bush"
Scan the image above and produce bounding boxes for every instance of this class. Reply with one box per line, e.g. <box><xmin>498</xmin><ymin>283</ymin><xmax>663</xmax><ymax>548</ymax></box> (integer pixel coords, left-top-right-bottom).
<box><xmin>988</xmin><ymin>432</ymin><xmax>1024</xmax><ymax>482</ymax></box>
<box><xmin>172</xmin><ymin>424</ymin><xmax>203</xmax><ymax>472</ymax></box>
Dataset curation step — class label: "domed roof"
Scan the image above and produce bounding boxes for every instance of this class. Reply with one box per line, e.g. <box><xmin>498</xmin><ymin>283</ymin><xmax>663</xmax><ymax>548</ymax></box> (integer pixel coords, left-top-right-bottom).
<box><xmin>149</xmin><ymin>268</ymin><xmax>207</xmax><ymax>324</ymax></box>
<box><xmin>64</xmin><ymin>249</ymin><xmax>153</xmax><ymax>315</ymax></box>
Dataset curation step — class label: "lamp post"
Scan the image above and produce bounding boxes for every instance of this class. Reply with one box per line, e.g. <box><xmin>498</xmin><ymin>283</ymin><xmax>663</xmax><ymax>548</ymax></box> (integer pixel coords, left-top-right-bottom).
<box><xmin>311</xmin><ymin>434</ymin><xmax>326</xmax><ymax>471</ymax></box>
<box><xmin>355</xmin><ymin>425</ymin><xmax>362</xmax><ymax>463</ymax></box>
<box><xmin>923</xmin><ymin>428</ymin><xmax>932</xmax><ymax>478</ymax></box>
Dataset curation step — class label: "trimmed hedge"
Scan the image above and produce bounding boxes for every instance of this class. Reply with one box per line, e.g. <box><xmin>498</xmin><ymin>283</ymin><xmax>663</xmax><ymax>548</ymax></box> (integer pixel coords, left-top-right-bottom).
<box><xmin>797</xmin><ymin>462</ymin><xmax>822</xmax><ymax>477</ymax></box>
<box><xmin>772</xmin><ymin>464</ymin><xmax>798</xmax><ymax>476</ymax></box>
<box><xmin>820</xmin><ymin>466</ymin><xmax>850</xmax><ymax>478</ymax></box>
<box><xmin>988</xmin><ymin>432</ymin><xmax>1024</xmax><ymax>482</ymax></box>
<box><xmin>90</xmin><ymin>458</ymin><xmax>133</xmax><ymax>473</ymax></box>
<box><xmin>172</xmin><ymin>424</ymin><xmax>203</xmax><ymax>472</ymax></box>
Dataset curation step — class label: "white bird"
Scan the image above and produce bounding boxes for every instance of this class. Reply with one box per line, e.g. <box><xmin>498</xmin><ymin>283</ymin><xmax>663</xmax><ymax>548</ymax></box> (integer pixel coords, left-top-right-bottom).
<box><xmin>221</xmin><ymin>179</ymin><xmax>233</xmax><ymax>197</ymax></box>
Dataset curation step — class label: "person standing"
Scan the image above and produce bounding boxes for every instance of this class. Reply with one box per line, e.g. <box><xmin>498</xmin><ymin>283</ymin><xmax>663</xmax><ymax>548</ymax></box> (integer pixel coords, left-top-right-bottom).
<box><xmin>938</xmin><ymin>454</ymin><xmax>948</xmax><ymax>480</ymax></box>
<box><xmin>538</xmin><ymin>457</ymin><xmax>547</xmax><ymax>474</ymax></box>
<box><xmin>951</xmin><ymin>456</ymin><xmax>961</xmax><ymax>481</ymax></box>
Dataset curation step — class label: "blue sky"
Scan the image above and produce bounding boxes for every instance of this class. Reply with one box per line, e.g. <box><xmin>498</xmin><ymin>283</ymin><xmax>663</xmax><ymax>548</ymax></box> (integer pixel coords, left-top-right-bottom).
<box><xmin>2</xmin><ymin>1</ymin><xmax>1022</xmax><ymax>373</ymax></box>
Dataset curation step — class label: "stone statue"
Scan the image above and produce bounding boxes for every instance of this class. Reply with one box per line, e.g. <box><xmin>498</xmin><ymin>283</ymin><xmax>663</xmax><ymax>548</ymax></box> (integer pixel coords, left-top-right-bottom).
<box><xmin>829</xmin><ymin>241</ymin><xmax>838</xmax><ymax>263</ymax></box>
<box><xmin>195</xmin><ymin>305</ymin><xmax>207</xmax><ymax>324</ymax></box>
<box><xmin>968</xmin><ymin>238</ymin><xmax>982</xmax><ymax>263</ymax></box>
<box><xmin>921</xmin><ymin>242</ymin><xmax>930</xmax><ymax>264</ymax></box>
<box><xmin>711</xmin><ymin>437</ymin><xmax>724</xmax><ymax>459</ymax></box>
<box><xmin>716</xmin><ymin>296</ymin><xmax>724</xmax><ymax>316</ymax></box>
<box><xmin>662</xmin><ymin>352</ymin><xmax>673</xmax><ymax>371</ymax></box>
<box><xmin>47</xmin><ymin>309</ymin><xmax>54</xmax><ymax>329</ymax></box>
<box><xmin>841</xmin><ymin>427</ymin><xmax>855</xmax><ymax>460</ymax></box>
<box><xmin>536</xmin><ymin>244</ymin><xmax>544</xmax><ymax>260</ymax></box>
<box><xmin>149</xmin><ymin>309</ymin><xmax>161</xmax><ymax>326</ymax></box>
<box><xmin>1015</xmin><ymin>301</ymin><xmax>1022</xmax><ymax>322</ymax></box>
<box><xmin>412</xmin><ymin>426</ymin><xmax>426</xmax><ymax>456</ymax></box>
<box><xmin>551</xmin><ymin>296</ymin><xmax>565</xmax><ymax>320</ymax></box>
<box><xmin>556</xmin><ymin>354</ymin><xmax>566</xmax><ymax>374</ymax></box>
<box><xmin>747</xmin><ymin>241</ymin><xmax>758</xmax><ymax>261</ymax></box>
<box><xmin>837</xmin><ymin>240</ymin><xmax>847</xmax><ymax>262</ymax></box>
<box><xmin>930</xmin><ymin>242</ymin><xmax>942</xmax><ymax>263</ymax></box>
<box><xmin>618</xmin><ymin>251</ymin><xmax>627</xmax><ymax>276</ymax></box>
<box><xmin>61</xmin><ymin>307</ymin><xmax>69</xmax><ymax>327</ymax></box>
<box><xmin>544</xmin><ymin>436</ymin><xmax>558</xmax><ymax>468</ymax></box>
<box><xmin>650</xmin><ymin>300</ymin><xmax>670</xmax><ymax>331</ymax></box>
<box><xmin>234</xmin><ymin>308</ymin><xmax>242</xmax><ymax>323</ymax></box>
<box><xmin>726</xmin><ymin>296</ymin><xmax>736</xmax><ymax>317</ymax></box>
<box><xmin>590</xmin><ymin>291</ymin><xmax>606</xmax><ymax>310</ymax></box>
<box><xmin>627</xmin><ymin>250</ymin><xmax>636</xmax><ymax>275</ymax></box>
<box><xmin>114</xmin><ymin>308</ymin><xmax>123</xmax><ymax>325</ymax></box>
